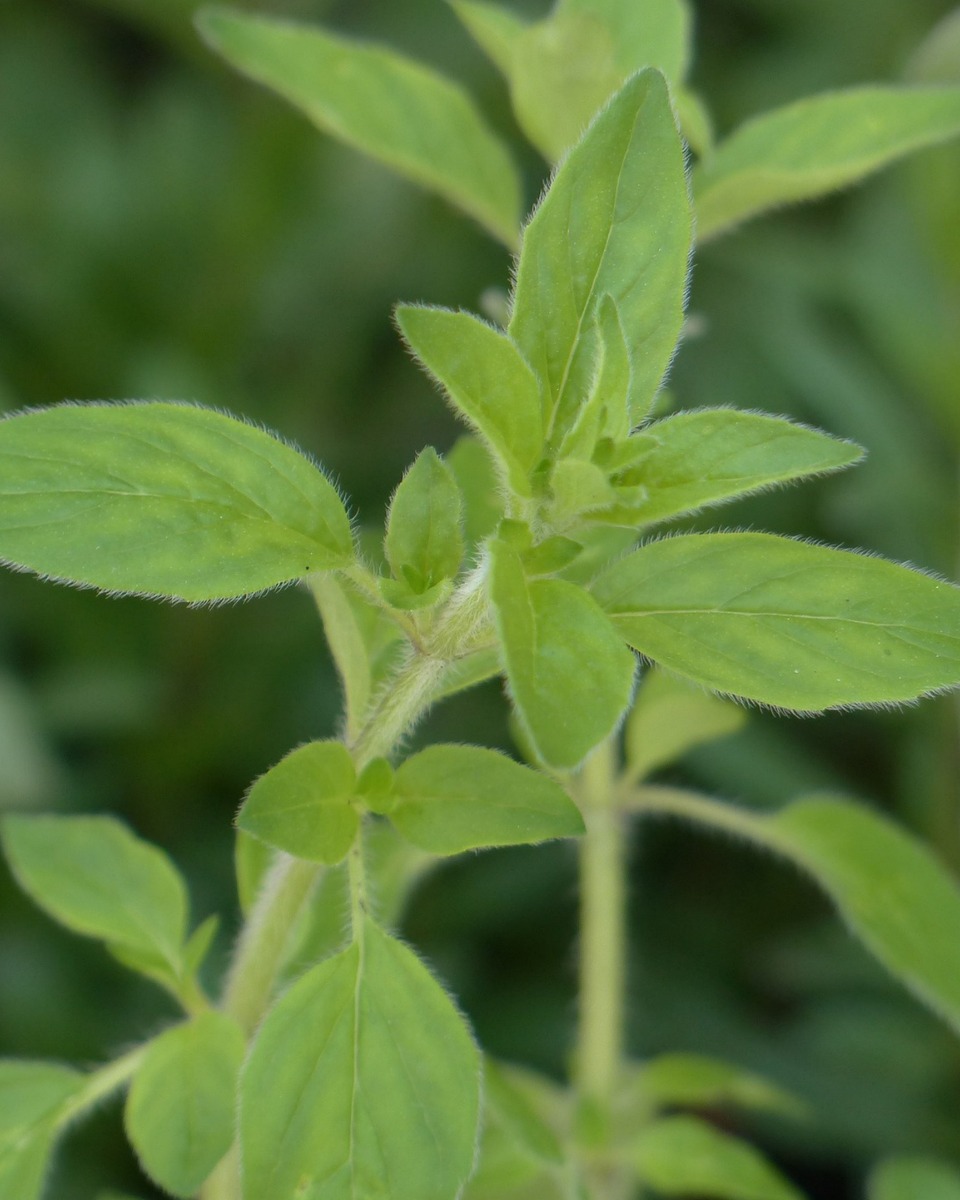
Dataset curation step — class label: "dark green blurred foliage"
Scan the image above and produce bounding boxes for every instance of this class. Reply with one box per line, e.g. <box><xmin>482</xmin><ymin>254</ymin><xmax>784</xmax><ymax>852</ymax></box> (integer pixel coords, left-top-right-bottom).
<box><xmin>1</xmin><ymin>1</ymin><xmax>959</xmax><ymax>1196</ymax></box>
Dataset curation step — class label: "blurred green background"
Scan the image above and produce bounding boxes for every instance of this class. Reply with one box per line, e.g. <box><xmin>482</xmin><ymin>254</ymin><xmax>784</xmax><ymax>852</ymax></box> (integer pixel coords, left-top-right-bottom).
<box><xmin>1</xmin><ymin>1</ymin><xmax>959</xmax><ymax>1195</ymax></box>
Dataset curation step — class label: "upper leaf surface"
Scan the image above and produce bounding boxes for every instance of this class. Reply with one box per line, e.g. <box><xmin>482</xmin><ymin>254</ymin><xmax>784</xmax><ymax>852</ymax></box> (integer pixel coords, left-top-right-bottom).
<box><xmin>0</xmin><ymin>1061</ymin><xmax>85</xmax><ymax>1200</ymax></box>
<box><xmin>0</xmin><ymin>403</ymin><xmax>353</xmax><ymax>602</ymax></box>
<box><xmin>397</xmin><ymin>307</ymin><xmax>543</xmax><ymax>496</ymax></box>
<box><xmin>630</xmin><ymin>410</ymin><xmax>862</xmax><ymax>527</ymax></box>
<box><xmin>240</xmin><ymin>919</ymin><xmax>480</xmax><ymax>1200</ymax></box>
<box><xmin>2</xmin><ymin>814</ymin><xmax>187</xmax><ymax>978</ymax></box>
<box><xmin>198</xmin><ymin>7</ymin><xmax>521</xmax><ymax>247</ymax></box>
<box><xmin>593</xmin><ymin>532</ymin><xmax>960</xmax><ymax>711</ymax></box>
<box><xmin>636</xmin><ymin>1054</ymin><xmax>803</xmax><ymax>1118</ymax></box>
<box><xmin>125</xmin><ymin>1013</ymin><xmax>246</xmax><ymax>1199</ymax></box>
<box><xmin>237</xmin><ymin>740</ymin><xmax>359</xmax><ymax>865</ymax></box>
<box><xmin>695</xmin><ymin>85</ymin><xmax>960</xmax><ymax>242</ymax></box>
<box><xmin>384</xmin><ymin>447</ymin><xmax>464</xmax><ymax>593</ymax></box>
<box><xmin>869</xmin><ymin>1156</ymin><xmax>960</xmax><ymax>1200</ymax></box>
<box><xmin>509</xmin><ymin>70</ymin><xmax>691</xmax><ymax>443</ymax></box>
<box><xmin>450</xmin><ymin>0</ymin><xmax>528</xmax><ymax>77</ymax></box>
<box><xmin>391</xmin><ymin>744</ymin><xmax>584</xmax><ymax>854</ymax></box>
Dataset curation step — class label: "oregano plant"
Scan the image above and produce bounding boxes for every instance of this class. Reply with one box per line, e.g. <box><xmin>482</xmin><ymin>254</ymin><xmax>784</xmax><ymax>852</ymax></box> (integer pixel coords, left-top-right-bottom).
<box><xmin>4</xmin><ymin>2</ymin><xmax>960</xmax><ymax>1198</ymax></box>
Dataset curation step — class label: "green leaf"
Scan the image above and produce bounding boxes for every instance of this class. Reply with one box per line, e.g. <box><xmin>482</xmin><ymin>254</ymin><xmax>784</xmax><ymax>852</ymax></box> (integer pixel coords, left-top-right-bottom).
<box><xmin>547</xmin><ymin>459</ymin><xmax>617</xmax><ymax>525</ymax></box>
<box><xmin>2</xmin><ymin>814</ymin><xmax>187</xmax><ymax>980</ymax></box>
<box><xmin>240</xmin><ymin>918</ymin><xmax>480</xmax><ymax>1200</ymax></box>
<box><xmin>490</xmin><ymin>539</ymin><xmax>635</xmax><ymax>769</ymax></box>
<box><xmin>447</xmin><ymin>436</ymin><xmax>505</xmax><ymax>550</ymax></box>
<box><xmin>631</xmin><ymin>1115</ymin><xmax>804</xmax><ymax>1199</ymax></box>
<box><xmin>384</xmin><ymin>447</ymin><xmax>464</xmax><ymax>593</ymax></box>
<box><xmin>629</xmin><ymin>409</ymin><xmax>862</xmax><ymax>527</ymax></box>
<box><xmin>869</xmin><ymin>1156</ymin><xmax>960</xmax><ymax>1200</ymax></box>
<box><xmin>0</xmin><ymin>1061</ymin><xmax>84</xmax><ymax>1200</ymax></box>
<box><xmin>559</xmin><ymin>295</ymin><xmax>632</xmax><ymax>458</ymax></box>
<box><xmin>694</xmin><ymin>86</ymin><xmax>960</xmax><ymax>242</ymax></box>
<box><xmin>483</xmin><ymin>1060</ymin><xmax>565</xmax><ymax>1165</ymax></box>
<box><xmin>509</xmin><ymin>70</ymin><xmax>692</xmax><ymax>442</ymax></box>
<box><xmin>625</xmin><ymin>669</ymin><xmax>746</xmax><ymax>782</ymax></box>
<box><xmin>396</xmin><ymin>308</ymin><xmax>543</xmax><ymax>496</ymax></box>
<box><xmin>184</xmin><ymin>915</ymin><xmax>220</xmax><ymax>979</ymax></box>
<box><xmin>125</xmin><ymin>1013</ymin><xmax>245</xmax><ymax>1199</ymax></box>
<box><xmin>198</xmin><ymin>7</ymin><xmax>521</xmax><ymax>247</ymax></box>
<box><xmin>450</xmin><ymin>0</ymin><xmax>528</xmax><ymax>77</ymax></box>
<box><xmin>391</xmin><ymin>744</ymin><xmax>583</xmax><ymax>855</ymax></box>
<box><xmin>906</xmin><ymin>12</ymin><xmax>960</xmax><ymax>85</ymax></box>
<box><xmin>237</xmin><ymin>741</ymin><xmax>359</xmax><ymax>865</ymax></box>
<box><xmin>592</xmin><ymin>532</ymin><xmax>960</xmax><ymax>711</ymax></box>
<box><xmin>636</xmin><ymin>1054</ymin><xmax>804</xmax><ymax>1118</ymax></box>
<box><xmin>435</xmin><ymin>646</ymin><xmax>502</xmax><ymax>703</ymax></box>
<box><xmin>0</xmin><ymin>402</ymin><xmax>353</xmax><ymax>602</ymax></box>
<box><xmin>558</xmin><ymin>0</ymin><xmax>692</xmax><ymax>87</ymax></box>
<box><xmin>235</xmin><ymin>830</ymin><xmax>273</xmax><ymax>916</ymax></box>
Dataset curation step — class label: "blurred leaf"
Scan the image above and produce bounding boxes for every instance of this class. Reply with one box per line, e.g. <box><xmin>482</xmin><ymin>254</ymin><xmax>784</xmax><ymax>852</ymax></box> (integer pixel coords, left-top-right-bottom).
<box><xmin>391</xmin><ymin>744</ymin><xmax>583</xmax><ymax>854</ymax></box>
<box><xmin>905</xmin><ymin>10</ymin><xmax>960</xmax><ymax>85</ymax></box>
<box><xmin>484</xmin><ymin>1060</ymin><xmax>566</xmax><ymax>1164</ymax></box>
<box><xmin>451</xmin><ymin>0</ymin><xmax>528</xmax><ymax>77</ymax></box>
<box><xmin>593</xmin><ymin>532</ymin><xmax>960</xmax><ymax>711</ymax></box>
<box><xmin>510</xmin><ymin>70</ymin><xmax>692</xmax><ymax>442</ymax></box>
<box><xmin>197</xmin><ymin>7</ymin><xmax>522</xmax><ymax>247</ymax></box>
<box><xmin>235</xmin><ymin>831</ymin><xmax>273</xmax><ymax>917</ymax></box>
<box><xmin>0</xmin><ymin>673</ymin><xmax>61</xmax><ymax>809</ymax></box>
<box><xmin>2</xmin><ymin>814</ymin><xmax>187</xmax><ymax>981</ymax></box>
<box><xmin>0</xmin><ymin>1060</ymin><xmax>84</xmax><ymax>1200</ymax></box>
<box><xmin>630</xmin><ymin>1115</ymin><xmax>805</xmax><ymax>1198</ymax></box>
<box><xmin>237</xmin><ymin>740</ymin><xmax>359</xmax><ymax>865</ymax></box>
<box><xmin>240</xmin><ymin>919</ymin><xmax>480</xmax><ymax>1200</ymax></box>
<box><xmin>695</xmin><ymin>86</ymin><xmax>960</xmax><ymax>242</ymax></box>
<box><xmin>125</xmin><ymin>1013</ymin><xmax>245</xmax><ymax>1198</ymax></box>
<box><xmin>635</xmin><ymin>1053</ymin><xmax>805</xmax><ymax>1117</ymax></box>
<box><xmin>869</xmin><ymin>1155</ymin><xmax>960</xmax><ymax>1199</ymax></box>
<box><xmin>0</xmin><ymin>403</ymin><xmax>354</xmax><ymax>602</ymax></box>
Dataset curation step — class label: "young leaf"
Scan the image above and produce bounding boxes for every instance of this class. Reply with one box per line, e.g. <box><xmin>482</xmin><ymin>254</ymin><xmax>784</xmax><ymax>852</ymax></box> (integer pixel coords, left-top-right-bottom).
<box><xmin>197</xmin><ymin>7</ymin><xmax>521</xmax><ymax>247</ymax></box>
<box><xmin>2</xmin><ymin>815</ymin><xmax>187</xmax><ymax>980</ymax></box>
<box><xmin>435</xmin><ymin>646</ymin><xmax>502</xmax><ymax>703</ymax></box>
<box><xmin>631</xmin><ymin>1115</ymin><xmax>805</xmax><ymax>1199</ymax></box>
<box><xmin>237</xmin><ymin>741</ymin><xmax>359</xmax><ymax>865</ymax></box>
<box><xmin>490</xmin><ymin>539</ymin><xmax>635</xmax><ymax>769</ymax></box>
<box><xmin>625</xmin><ymin>669</ymin><xmax>746</xmax><ymax>782</ymax></box>
<box><xmin>235</xmin><ymin>830</ymin><xmax>273</xmax><ymax>916</ymax></box>
<box><xmin>694</xmin><ymin>86</ymin><xmax>960</xmax><ymax>242</ymax></box>
<box><xmin>0</xmin><ymin>1061</ymin><xmax>84</xmax><ymax>1200</ymax></box>
<box><xmin>629</xmin><ymin>409</ymin><xmax>862</xmax><ymax>527</ymax></box>
<box><xmin>510</xmin><ymin>70</ymin><xmax>692</xmax><ymax>441</ymax></box>
<box><xmin>447</xmin><ymin>436</ymin><xmax>505</xmax><ymax>550</ymax></box>
<box><xmin>592</xmin><ymin>532</ymin><xmax>960</xmax><ymax>711</ymax></box>
<box><xmin>0</xmin><ymin>402</ymin><xmax>353</xmax><ymax>602</ymax></box>
<box><xmin>636</xmin><ymin>1053</ymin><xmax>804</xmax><ymax>1118</ymax></box>
<box><xmin>240</xmin><ymin>918</ymin><xmax>480</xmax><ymax>1200</ymax></box>
<box><xmin>384</xmin><ymin>447</ymin><xmax>464</xmax><ymax>593</ymax></box>
<box><xmin>396</xmin><ymin>308</ymin><xmax>543</xmax><ymax>496</ymax></box>
<box><xmin>559</xmin><ymin>295</ymin><xmax>632</xmax><ymax>459</ymax></box>
<box><xmin>125</xmin><ymin>1013</ymin><xmax>245</xmax><ymax>1199</ymax></box>
<box><xmin>391</xmin><ymin>743</ymin><xmax>584</xmax><ymax>855</ymax></box>
<box><xmin>869</xmin><ymin>1156</ymin><xmax>960</xmax><ymax>1200</ymax></box>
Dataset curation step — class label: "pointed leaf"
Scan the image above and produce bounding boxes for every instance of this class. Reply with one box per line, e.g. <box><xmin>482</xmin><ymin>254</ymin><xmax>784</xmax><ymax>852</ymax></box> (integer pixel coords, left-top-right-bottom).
<box><xmin>450</xmin><ymin>0</ymin><xmax>528</xmax><ymax>77</ymax></box>
<box><xmin>397</xmin><ymin>308</ymin><xmax>543</xmax><ymax>495</ymax></box>
<box><xmin>560</xmin><ymin>296</ymin><xmax>632</xmax><ymax>459</ymax></box>
<box><xmin>630</xmin><ymin>410</ymin><xmax>862</xmax><ymax>527</ymax></box>
<box><xmin>237</xmin><ymin>741</ymin><xmax>359</xmax><ymax>865</ymax></box>
<box><xmin>558</xmin><ymin>0</ymin><xmax>692</xmax><ymax>87</ymax></box>
<box><xmin>510</xmin><ymin>70</ymin><xmax>692</xmax><ymax>441</ymax></box>
<box><xmin>198</xmin><ymin>7</ymin><xmax>521</xmax><ymax>247</ymax></box>
<box><xmin>2</xmin><ymin>815</ymin><xmax>187</xmax><ymax>979</ymax></box>
<box><xmin>490</xmin><ymin>540</ymin><xmax>635</xmax><ymax>769</ymax></box>
<box><xmin>593</xmin><ymin>532</ymin><xmax>960</xmax><ymax>711</ymax></box>
<box><xmin>385</xmin><ymin>447</ymin><xmax>464</xmax><ymax>591</ymax></box>
<box><xmin>631</xmin><ymin>1115</ymin><xmax>804</xmax><ymax>1199</ymax></box>
<box><xmin>240</xmin><ymin>919</ymin><xmax>480</xmax><ymax>1200</ymax></box>
<box><xmin>391</xmin><ymin>744</ymin><xmax>583</xmax><ymax>855</ymax></box>
<box><xmin>906</xmin><ymin>12</ymin><xmax>960</xmax><ymax>85</ymax></box>
<box><xmin>447</xmin><ymin>435</ymin><xmax>505</xmax><ymax>550</ymax></box>
<box><xmin>636</xmin><ymin>1054</ymin><xmax>804</xmax><ymax>1118</ymax></box>
<box><xmin>0</xmin><ymin>1061</ymin><xmax>85</xmax><ymax>1200</ymax></box>
<box><xmin>695</xmin><ymin>86</ymin><xmax>960</xmax><ymax>242</ymax></box>
<box><xmin>625</xmin><ymin>669</ymin><xmax>746</xmax><ymax>782</ymax></box>
<box><xmin>869</xmin><ymin>1156</ymin><xmax>960</xmax><ymax>1200</ymax></box>
<box><xmin>0</xmin><ymin>402</ymin><xmax>353</xmax><ymax>602</ymax></box>
<box><xmin>125</xmin><ymin>1013</ymin><xmax>245</xmax><ymax>1199</ymax></box>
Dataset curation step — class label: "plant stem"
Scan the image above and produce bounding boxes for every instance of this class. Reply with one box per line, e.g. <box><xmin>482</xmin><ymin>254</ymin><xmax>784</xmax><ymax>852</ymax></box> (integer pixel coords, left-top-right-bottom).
<box><xmin>54</xmin><ymin>1044</ymin><xmax>147</xmax><ymax>1129</ymax></box>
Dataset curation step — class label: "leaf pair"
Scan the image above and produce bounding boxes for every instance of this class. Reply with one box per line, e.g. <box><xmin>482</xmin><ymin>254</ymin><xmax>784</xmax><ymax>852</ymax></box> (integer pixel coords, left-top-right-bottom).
<box><xmin>237</xmin><ymin>739</ymin><xmax>585</xmax><ymax>862</ymax></box>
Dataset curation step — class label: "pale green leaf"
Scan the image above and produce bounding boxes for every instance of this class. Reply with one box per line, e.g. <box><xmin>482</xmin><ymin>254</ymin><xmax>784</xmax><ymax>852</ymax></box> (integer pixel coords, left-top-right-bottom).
<box><xmin>391</xmin><ymin>744</ymin><xmax>584</xmax><ymax>854</ymax></box>
<box><xmin>198</xmin><ymin>7</ymin><xmax>521</xmax><ymax>247</ymax></box>
<box><xmin>384</xmin><ymin>447</ymin><xmax>464</xmax><ymax>593</ymax></box>
<box><xmin>0</xmin><ymin>402</ymin><xmax>353</xmax><ymax>602</ymax></box>
<box><xmin>484</xmin><ymin>1060</ymin><xmax>565</xmax><ymax>1164</ymax></box>
<box><xmin>237</xmin><ymin>741</ymin><xmax>359</xmax><ymax>865</ymax></box>
<box><xmin>547</xmin><ymin>459</ymin><xmax>616</xmax><ymax>525</ymax></box>
<box><xmin>0</xmin><ymin>1061</ymin><xmax>84</xmax><ymax>1200</ymax></box>
<box><xmin>636</xmin><ymin>1053</ymin><xmax>804</xmax><ymax>1117</ymax></box>
<box><xmin>592</xmin><ymin>532</ymin><xmax>960</xmax><ymax>711</ymax></box>
<box><xmin>629</xmin><ymin>409</ymin><xmax>862</xmax><ymax>527</ymax></box>
<box><xmin>559</xmin><ymin>296</ymin><xmax>632</xmax><ymax>459</ymax></box>
<box><xmin>450</xmin><ymin>0</ymin><xmax>528</xmax><ymax>77</ymax></box>
<box><xmin>510</xmin><ymin>71</ymin><xmax>692</xmax><ymax>442</ymax></box>
<box><xmin>2</xmin><ymin>815</ymin><xmax>187</xmax><ymax>978</ymax></box>
<box><xmin>522</xmin><ymin>536</ymin><xmax>583</xmax><ymax>576</ymax></box>
<box><xmin>184</xmin><ymin>915</ymin><xmax>220</xmax><ymax>978</ymax></box>
<box><xmin>235</xmin><ymin>831</ymin><xmax>273</xmax><ymax>916</ymax></box>
<box><xmin>558</xmin><ymin>0</ymin><xmax>692</xmax><ymax>86</ymax></box>
<box><xmin>125</xmin><ymin>1013</ymin><xmax>245</xmax><ymax>1199</ymax></box>
<box><xmin>625</xmin><ymin>669</ymin><xmax>746</xmax><ymax>782</ymax></box>
<box><xmin>869</xmin><ymin>1155</ymin><xmax>960</xmax><ymax>1200</ymax></box>
<box><xmin>490</xmin><ymin>539</ymin><xmax>635</xmax><ymax>769</ymax></box>
<box><xmin>436</xmin><ymin>646</ymin><xmax>502</xmax><ymax>703</ymax></box>
<box><xmin>695</xmin><ymin>86</ymin><xmax>960</xmax><ymax>242</ymax></box>
<box><xmin>240</xmin><ymin>919</ymin><xmax>480</xmax><ymax>1200</ymax></box>
<box><xmin>906</xmin><ymin>11</ymin><xmax>960</xmax><ymax>85</ymax></box>
<box><xmin>631</xmin><ymin>1115</ymin><xmax>804</xmax><ymax>1199</ymax></box>
<box><xmin>396</xmin><ymin>308</ymin><xmax>543</xmax><ymax>496</ymax></box>
<box><xmin>447</xmin><ymin>436</ymin><xmax>505</xmax><ymax>550</ymax></box>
